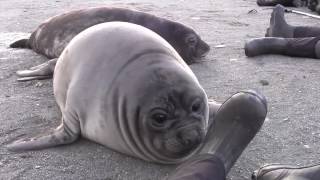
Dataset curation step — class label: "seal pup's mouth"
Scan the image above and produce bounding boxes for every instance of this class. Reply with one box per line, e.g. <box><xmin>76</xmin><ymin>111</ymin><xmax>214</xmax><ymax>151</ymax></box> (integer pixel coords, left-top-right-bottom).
<box><xmin>153</xmin><ymin>127</ymin><xmax>205</xmax><ymax>158</ymax></box>
<box><xmin>198</xmin><ymin>49</ymin><xmax>210</xmax><ymax>58</ymax></box>
<box><xmin>188</xmin><ymin>50</ymin><xmax>209</xmax><ymax>64</ymax></box>
<box><xmin>189</xmin><ymin>41</ymin><xmax>211</xmax><ymax>62</ymax></box>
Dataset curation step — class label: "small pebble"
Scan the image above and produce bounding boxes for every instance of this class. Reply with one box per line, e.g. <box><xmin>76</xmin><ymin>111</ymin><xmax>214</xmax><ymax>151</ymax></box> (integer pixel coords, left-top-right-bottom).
<box><xmin>35</xmin><ymin>82</ymin><xmax>43</xmax><ymax>87</ymax></box>
<box><xmin>248</xmin><ymin>9</ymin><xmax>258</xmax><ymax>14</ymax></box>
<box><xmin>283</xmin><ymin>117</ymin><xmax>289</xmax><ymax>122</ymax></box>
<box><xmin>303</xmin><ymin>145</ymin><xmax>310</xmax><ymax>149</ymax></box>
<box><xmin>19</xmin><ymin>154</ymin><xmax>32</xmax><ymax>159</ymax></box>
<box><xmin>214</xmin><ymin>44</ymin><xmax>226</xmax><ymax>48</ymax></box>
<box><xmin>191</xmin><ymin>17</ymin><xmax>200</xmax><ymax>20</ymax></box>
<box><xmin>259</xmin><ymin>80</ymin><xmax>269</xmax><ymax>86</ymax></box>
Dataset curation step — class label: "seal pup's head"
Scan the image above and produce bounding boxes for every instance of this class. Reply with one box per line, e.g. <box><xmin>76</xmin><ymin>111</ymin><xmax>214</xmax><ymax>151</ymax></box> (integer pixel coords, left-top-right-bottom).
<box><xmin>184</xmin><ymin>32</ymin><xmax>210</xmax><ymax>63</ymax></box>
<box><xmin>120</xmin><ymin>56</ymin><xmax>209</xmax><ymax>163</ymax></box>
<box><xmin>171</xmin><ymin>27</ymin><xmax>210</xmax><ymax>64</ymax></box>
<box><xmin>142</xmin><ymin>84</ymin><xmax>208</xmax><ymax>159</ymax></box>
<box><xmin>157</xmin><ymin>20</ymin><xmax>210</xmax><ymax>64</ymax></box>
<box><xmin>143</xmin><ymin>65</ymin><xmax>208</xmax><ymax>160</ymax></box>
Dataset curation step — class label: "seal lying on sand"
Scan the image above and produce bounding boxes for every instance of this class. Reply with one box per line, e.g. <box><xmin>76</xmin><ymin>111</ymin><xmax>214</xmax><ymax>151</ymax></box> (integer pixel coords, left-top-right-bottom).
<box><xmin>10</xmin><ymin>7</ymin><xmax>210</xmax><ymax>81</ymax></box>
<box><xmin>7</xmin><ymin>22</ymin><xmax>267</xmax><ymax>166</ymax></box>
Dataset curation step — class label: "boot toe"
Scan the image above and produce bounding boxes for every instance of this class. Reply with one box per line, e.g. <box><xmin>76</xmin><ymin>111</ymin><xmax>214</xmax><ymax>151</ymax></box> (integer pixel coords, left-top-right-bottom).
<box><xmin>244</xmin><ymin>41</ymin><xmax>256</xmax><ymax>57</ymax></box>
<box><xmin>234</xmin><ymin>90</ymin><xmax>268</xmax><ymax>117</ymax></box>
<box><xmin>239</xmin><ymin>90</ymin><xmax>268</xmax><ymax>110</ymax></box>
<box><xmin>244</xmin><ymin>39</ymin><xmax>264</xmax><ymax>57</ymax></box>
<box><xmin>252</xmin><ymin>164</ymin><xmax>299</xmax><ymax>180</ymax></box>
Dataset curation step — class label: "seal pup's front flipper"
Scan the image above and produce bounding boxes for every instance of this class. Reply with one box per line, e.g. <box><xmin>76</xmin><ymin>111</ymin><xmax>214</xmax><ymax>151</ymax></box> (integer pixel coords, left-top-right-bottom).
<box><xmin>16</xmin><ymin>76</ymin><xmax>52</xmax><ymax>82</ymax></box>
<box><xmin>16</xmin><ymin>58</ymin><xmax>57</xmax><ymax>81</ymax></box>
<box><xmin>10</xmin><ymin>38</ymin><xmax>31</xmax><ymax>49</ymax></box>
<box><xmin>7</xmin><ymin>117</ymin><xmax>80</xmax><ymax>151</ymax></box>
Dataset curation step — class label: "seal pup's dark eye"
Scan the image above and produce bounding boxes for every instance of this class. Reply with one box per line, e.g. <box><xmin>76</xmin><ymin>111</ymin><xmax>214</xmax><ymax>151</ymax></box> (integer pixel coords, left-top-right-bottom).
<box><xmin>151</xmin><ymin>113</ymin><xmax>168</xmax><ymax>127</ymax></box>
<box><xmin>186</xmin><ymin>35</ymin><xmax>197</xmax><ymax>45</ymax></box>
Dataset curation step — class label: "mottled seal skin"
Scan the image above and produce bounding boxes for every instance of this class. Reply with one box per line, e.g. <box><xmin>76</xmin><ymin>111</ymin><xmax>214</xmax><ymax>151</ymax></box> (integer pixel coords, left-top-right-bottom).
<box><xmin>11</xmin><ymin>7</ymin><xmax>209</xmax><ymax>76</ymax></box>
<box><xmin>7</xmin><ymin>22</ymin><xmax>220</xmax><ymax>164</ymax></box>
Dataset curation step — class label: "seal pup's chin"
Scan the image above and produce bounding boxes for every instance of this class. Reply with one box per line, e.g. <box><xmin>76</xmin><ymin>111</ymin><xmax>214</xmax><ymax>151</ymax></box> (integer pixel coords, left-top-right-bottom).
<box><xmin>151</xmin><ymin>126</ymin><xmax>206</xmax><ymax>159</ymax></box>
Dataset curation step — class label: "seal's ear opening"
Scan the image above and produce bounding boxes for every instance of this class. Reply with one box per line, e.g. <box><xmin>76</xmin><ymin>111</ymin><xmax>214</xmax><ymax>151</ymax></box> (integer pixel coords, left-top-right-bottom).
<box><xmin>189</xmin><ymin>98</ymin><xmax>206</xmax><ymax>117</ymax></box>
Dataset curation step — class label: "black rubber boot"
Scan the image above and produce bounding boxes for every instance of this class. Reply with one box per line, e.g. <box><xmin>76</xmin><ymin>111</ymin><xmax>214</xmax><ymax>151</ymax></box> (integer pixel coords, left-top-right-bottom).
<box><xmin>316</xmin><ymin>4</ymin><xmax>320</xmax><ymax>14</ymax></box>
<box><xmin>293</xmin><ymin>26</ymin><xmax>320</xmax><ymax>38</ymax></box>
<box><xmin>257</xmin><ymin>0</ymin><xmax>299</xmax><ymax>7</ymax></box>
<box><xmin>265</xmin><ymin>4</ymin><xmax>320</xmax><ymax>38</ymax></box>
<box><xmin>245</xmin><ymin>37</ymin><xmax>320</xmax><ymax>58</ymax></box>
<box><xmin>200</xmin><ymin>90</ymin><xmax>267</xmax><ymax>173</ymax></box>
<box><xmin>293</xmin><ymin>0</ymin><xmax>308</xmax><ymax>7</ymax></box>
<box><xmin>308</xmin><ymin>0</ymin><xmax>318</xmax><ymax>11</ymax></box>
<box><xmin>252</xmin><ymin>164</ymin><xmax>320</xmax><ymax>180</ymax></box>
<box><xmin>245</xmin><ymin>37</ymin><xmax>287</xmax><ymax>57</ymax></box>
<box><xmin>265</xmin><ymin>4</ymin><xmax>294</xmax><ymax>38</ymax></box>
<box><xmin>167</xmin><ymin>154</ymin><xmax>226</xmax><ymax>180</ymax></box>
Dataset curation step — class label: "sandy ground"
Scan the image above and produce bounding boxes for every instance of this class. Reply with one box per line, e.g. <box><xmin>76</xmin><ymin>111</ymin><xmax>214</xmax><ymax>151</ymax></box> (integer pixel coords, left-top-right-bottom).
<box><xmin>1</xmin><ymin>0</ymin><xmax>320</xmax><ymax>179</ymax></box>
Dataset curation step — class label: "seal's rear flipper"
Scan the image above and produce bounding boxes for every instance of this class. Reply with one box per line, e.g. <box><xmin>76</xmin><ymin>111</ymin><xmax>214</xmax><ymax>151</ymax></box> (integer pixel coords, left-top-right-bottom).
<box><xmin>7</xmin><ymin>124</ymin><xmax>79</xmax><ymax>152</ymax></box>
<box><xmin>17</xmin><ymin>76</ymin><xmax>52</xmax><ymax>82</ymax></box>
<box><xmin>10</xmin><ymin>39</ymin><xmax>30</xmax><ymax>49</ymax></box>
<box><xmin>16</xmin><ymin>58</ymin><xmax>57</xmax><ymax>81</ymax></box>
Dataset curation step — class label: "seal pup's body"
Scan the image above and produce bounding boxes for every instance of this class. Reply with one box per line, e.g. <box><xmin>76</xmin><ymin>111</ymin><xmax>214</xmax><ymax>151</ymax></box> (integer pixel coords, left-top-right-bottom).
<box><xmin>8</xmin><ymin>22</ymin><xmax>218</xmax><ymax>164</ymax></box>
<box><xmin>11</xmin><ymin>7</ymin><xmax>210</xmax><ymax>81</ymax></box>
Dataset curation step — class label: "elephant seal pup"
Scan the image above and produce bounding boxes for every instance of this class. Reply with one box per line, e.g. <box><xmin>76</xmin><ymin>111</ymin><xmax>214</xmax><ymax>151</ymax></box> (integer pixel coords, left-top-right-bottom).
<box><xmin>11</xmin><ymin>7</ymin><xmax>210</xmax><ymax>81</ymax></box>
<box><xmin>7</xmin><ymin>22</ymin><xmax>215</xmax><ymax>164</ymax></box>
